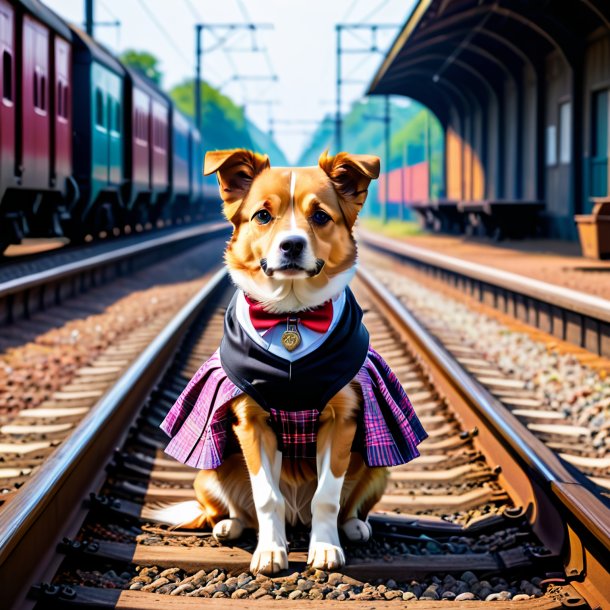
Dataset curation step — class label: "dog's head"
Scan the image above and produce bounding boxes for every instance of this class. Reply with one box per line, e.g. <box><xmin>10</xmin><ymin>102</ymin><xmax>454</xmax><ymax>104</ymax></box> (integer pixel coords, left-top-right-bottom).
<box><xmin>204</xmin><ymin>148</ymin><xmax>380</xmax><ymax>312</ymax></box>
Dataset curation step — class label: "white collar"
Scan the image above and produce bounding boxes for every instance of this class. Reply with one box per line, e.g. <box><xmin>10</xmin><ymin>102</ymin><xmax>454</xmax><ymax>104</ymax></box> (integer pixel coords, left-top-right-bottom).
<box><xmin>234</xmin><ymin>290</ymin><xmax>346</xmax><ymax>362</ymax></box>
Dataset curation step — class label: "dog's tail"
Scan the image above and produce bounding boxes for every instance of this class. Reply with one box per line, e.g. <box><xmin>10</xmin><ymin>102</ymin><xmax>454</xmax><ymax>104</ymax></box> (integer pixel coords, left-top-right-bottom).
<box><xmin>143</xmin><ymin>501</ymin><xmax>210</xmax><ymax>529</ymax></box>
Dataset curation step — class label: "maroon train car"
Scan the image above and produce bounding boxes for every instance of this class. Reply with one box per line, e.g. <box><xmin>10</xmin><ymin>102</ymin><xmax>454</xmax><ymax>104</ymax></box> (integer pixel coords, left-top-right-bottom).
<box><xmin>123</xmin><ymin>66</ymin><xmax>171</xmax><ymax>225</ymax></box>
<box><xmin>0</xmin><ymin>0</ymin><xmax>76</xmax><ymax>248</ymax></box>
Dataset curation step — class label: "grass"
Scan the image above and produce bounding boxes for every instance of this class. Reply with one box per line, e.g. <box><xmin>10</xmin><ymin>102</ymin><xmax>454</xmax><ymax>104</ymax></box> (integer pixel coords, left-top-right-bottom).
<box><xmin>359</xmin><ymin>217</ymin><xmax>424</xmax><ymax>239</ymax></box>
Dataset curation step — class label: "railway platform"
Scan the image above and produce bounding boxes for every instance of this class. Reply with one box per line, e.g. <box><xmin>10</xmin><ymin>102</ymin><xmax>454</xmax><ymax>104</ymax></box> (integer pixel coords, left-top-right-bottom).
<box><xmin>359</xmin><ymin>230</ymin><xmax>610</xmax><ymax>301</ymax></box>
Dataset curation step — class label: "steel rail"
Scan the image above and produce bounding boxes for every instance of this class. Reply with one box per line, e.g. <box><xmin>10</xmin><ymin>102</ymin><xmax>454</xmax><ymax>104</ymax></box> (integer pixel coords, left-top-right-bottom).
<box><xmin>0</xmin><ymin>221</ymin><xmax>228</xmax><ymax>298</ymax></box>
<box><xmin>357</xmin><ymin>265</ymin><xmax>610</xmax><ymax>606</ymax></box>
<box><xmin>359</xmin><ymin>229</ymin><xmax>610</xmax><ymax>324</ymax></box>
<box><xmin>0</xmin><ymin>268</ymin><xmax>229</xmax><ymax>609</ymax></box>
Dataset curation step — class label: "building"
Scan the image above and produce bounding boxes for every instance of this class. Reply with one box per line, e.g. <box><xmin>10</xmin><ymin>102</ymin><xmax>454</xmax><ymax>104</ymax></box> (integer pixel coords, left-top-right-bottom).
<box><xmin>368</xmin><ymin>0</ymin><xmax>610</xmax><ymax>239</ymax></box>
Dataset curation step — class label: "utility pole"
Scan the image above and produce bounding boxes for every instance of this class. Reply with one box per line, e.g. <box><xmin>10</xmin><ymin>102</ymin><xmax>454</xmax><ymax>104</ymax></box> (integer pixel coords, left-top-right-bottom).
<box><xmin>402</xmin><ymin>138</ymin><xmax>408</xmax><ymax>221</ymax></box>
<box><xmin>335</xmin><ymin>26</ymin><xmax>342</xmax><ymax>152</ymax></box>
<box><xmin>424</xmin><ymin>109</ymin><xmax>431</xmax><ymax>199</ymax></box>
<box><xmin>83</xmin><ymin>0</ymin><xmax>119</xmax><ymax>43</ymax></box>
<box><xmin>85</xmin><ymin>0</ymin><xmax>93</xmax><ymax>36</ymax></box>
<box><xmin>195</xmin><ymin>25</ymin><xmax>202</xmax><ymax>135</ymax></box>
<box><xmin>364</xmin><ymin>95</ymin><xmax>392</xmax><ymax>224</ymax></box>
<box><xmin>335</xmin><ymin>23</ymin><xmax>396</xmax><ymax>154</ymax></box>
<box><xmin>194</xmin><ymin>23</ymin><xmax>274</xmax><ymax>136</ymax></box>
<box><xmin>384</xmin><ymin>95</ymin><xmax>390</xmax><ymax>224</ymax></box>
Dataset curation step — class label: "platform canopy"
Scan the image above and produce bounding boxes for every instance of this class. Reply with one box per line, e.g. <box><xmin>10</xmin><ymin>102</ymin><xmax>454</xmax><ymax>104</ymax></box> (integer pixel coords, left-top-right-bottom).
<box><xmin>367</xmin><ymin>0</ymin><xmax>610</xmax><ymax>125</ymax></box>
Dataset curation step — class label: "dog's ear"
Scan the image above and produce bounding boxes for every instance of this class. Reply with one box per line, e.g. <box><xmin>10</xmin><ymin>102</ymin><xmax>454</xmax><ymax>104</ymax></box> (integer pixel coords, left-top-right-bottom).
<box><xmin>204</xmin><ymin>149</ymin><xmax>270</xmax><ymax>222</ymax></box>
<box><xmin>318</xmin><ymin>151</ymin><xmax>380</xmax><ymax>228</ymax></box>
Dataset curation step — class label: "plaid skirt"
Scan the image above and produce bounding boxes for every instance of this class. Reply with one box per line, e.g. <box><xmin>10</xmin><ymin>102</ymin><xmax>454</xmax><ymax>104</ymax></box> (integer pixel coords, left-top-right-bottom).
<box><xmin>160</xmin><ymin>347</ymin><xmax>427</xmax><ymax>469</ymax></box>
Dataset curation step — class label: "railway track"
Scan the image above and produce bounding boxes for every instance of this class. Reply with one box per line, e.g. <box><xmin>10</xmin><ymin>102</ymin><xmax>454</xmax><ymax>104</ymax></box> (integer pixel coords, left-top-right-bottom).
<box><xmin>0</xmin><ymin>221</ymin><xmax>228</xmax><ymax>327</ymax></box>
<box><xmin>360</xmin><ymin>229</ymin><xmax>610</xmax><ymax>359</ymax></box>
<box><xmin>0</xmin><ymin>233</ymin><xmax>229</xmax><ymax>506</ymax></box>
<box><xmin>361</xmin><ymin>247</ymin><xmax>610</xmax><ymax>498</ymax></box>
<box><xmin>0</xmin><ymin>266</ymin><xmax>608</xmax><ymax>608</ymax></box>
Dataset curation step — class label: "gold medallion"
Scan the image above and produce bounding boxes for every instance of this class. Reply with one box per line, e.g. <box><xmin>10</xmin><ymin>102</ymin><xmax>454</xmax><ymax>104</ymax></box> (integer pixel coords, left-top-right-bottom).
<box><xmin>281</xmin><ymin>318</ymin><xmax>301</xmax><ymax>352</ymax></box>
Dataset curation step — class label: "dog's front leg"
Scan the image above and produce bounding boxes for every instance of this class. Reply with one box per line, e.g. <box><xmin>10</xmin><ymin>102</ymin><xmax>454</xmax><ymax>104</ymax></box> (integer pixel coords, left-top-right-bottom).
<box><xmin>232</xmin><ymin>397</ymin><xmax>288</xmax><ymax>575</ymax></box>
<box><xmin>308</xmin><ymin>385</ymin><xmax>359</xmax><ymax>570</ymax></box>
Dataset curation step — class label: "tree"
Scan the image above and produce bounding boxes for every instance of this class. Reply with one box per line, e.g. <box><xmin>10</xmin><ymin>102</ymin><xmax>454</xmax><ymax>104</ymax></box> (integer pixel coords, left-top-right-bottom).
<box><xmin>120</xmin><ymin>49</ymin><xmax>163</xmax><ymax>86</ymax></box>
<box><xmin>169</xmin><ymin>79</ymin><xmax>288</xmax><ymax>165</ymax></box>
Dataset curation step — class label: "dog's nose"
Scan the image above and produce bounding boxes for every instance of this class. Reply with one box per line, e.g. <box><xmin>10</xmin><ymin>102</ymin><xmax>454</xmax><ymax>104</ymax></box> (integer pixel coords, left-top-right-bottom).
<box><xmin>279</xmin><ymin>237</ymin><xmax>305</xmax><ymax>258</ymax></box>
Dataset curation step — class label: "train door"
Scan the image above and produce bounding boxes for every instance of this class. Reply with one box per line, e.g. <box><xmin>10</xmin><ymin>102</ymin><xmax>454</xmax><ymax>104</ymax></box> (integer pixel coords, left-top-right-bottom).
<box><xmin>91</xmin><ymin>63</ymin><xmax>109</xmax><ymax>190</ymax></box>
<box><xmin>590</xmin><ymin>89</ymin><xmax>609</xmax><ymax>212</ymax></box>
<box><xmin>53</xmin><ymin>37</ymin><xmax>71</xmax><ymax>186</ymax></box>
<box><xmin>107</xmin><ymin>73</ymin><xmax>122</xmax><ymax>187</ymax></box>
<box><xmin>22</xmin><ymin>16</ymin><xmax>50</xmax><ymax>188</ymax></box>
<box><xmin>151</xmin><ymin>100</ymin><xmax>168</xmax><ymax>194</ymax></box>
<box><xmin>132</xmin><ymin>88</ymin><xmax>150</xmax><ymax>197</ymax></box>
<box><xmin>0</xmin><ymin>0</ymin><xmax>15</xmax><ymax>198</ymax></box>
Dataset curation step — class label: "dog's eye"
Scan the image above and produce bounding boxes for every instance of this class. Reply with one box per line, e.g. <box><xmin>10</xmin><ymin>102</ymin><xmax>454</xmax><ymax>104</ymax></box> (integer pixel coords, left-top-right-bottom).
<box><xmin>311</xmin><ymin>210</ymin><xmax>331</xmax><ymax>226</ymax></box>
<box><xmin>253</xmin><ymin>209</ymin><xmax>272</xmax><ymax>225</ymax></box>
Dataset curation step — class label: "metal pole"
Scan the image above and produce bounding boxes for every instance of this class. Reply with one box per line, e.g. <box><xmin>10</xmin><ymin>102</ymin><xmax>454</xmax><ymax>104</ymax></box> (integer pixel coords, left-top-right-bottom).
<box><xmin>402</xmin><ymin>139</ymin><xmax>408</xmax><ymax>221</ymax></box>
<box><xmin>335</xmin><ymin>25</ymin><xmax>342</xmax><ymax>153</ymax></box>
<box><xmin>425</xmin><ymin>109</ymin><xmax>430</xmax><ymax>199</ymax></box>
<box><xmin>195</xmin><ymin>25</ymin><xmax>202</xmax><ymax>136</ymax></box>
<box><xmin>85</xmin><ymin>0</ymin><xmax>94</xmax><ymax>36</ymax></box>
<box><xmin>383</xmin><ymin>95</ymin><xmax>390</xmax><ymax>224</ymax></box>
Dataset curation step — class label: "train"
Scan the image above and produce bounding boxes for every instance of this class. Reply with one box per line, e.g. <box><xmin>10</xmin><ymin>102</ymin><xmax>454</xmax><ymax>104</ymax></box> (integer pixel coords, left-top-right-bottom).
<box><xmin>0</xmin><ymin>0</ymin><xmax>216</xmax><ymax>253</ymax></box>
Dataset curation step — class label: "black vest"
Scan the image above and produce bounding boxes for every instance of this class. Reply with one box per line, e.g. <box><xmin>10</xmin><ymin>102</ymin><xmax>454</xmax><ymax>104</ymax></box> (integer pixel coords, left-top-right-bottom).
<box><xmin>219</xmin><ymin>288</ymin><xmax>370</xmax><ymax>412</ymax></box>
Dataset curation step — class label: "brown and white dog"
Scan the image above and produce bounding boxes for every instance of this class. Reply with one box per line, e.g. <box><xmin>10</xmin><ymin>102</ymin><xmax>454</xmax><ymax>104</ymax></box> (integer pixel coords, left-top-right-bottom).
<box><xmin>156</xmin><ymin>148</ymin><xmax>388</xmax><ymax>575</ymax></box>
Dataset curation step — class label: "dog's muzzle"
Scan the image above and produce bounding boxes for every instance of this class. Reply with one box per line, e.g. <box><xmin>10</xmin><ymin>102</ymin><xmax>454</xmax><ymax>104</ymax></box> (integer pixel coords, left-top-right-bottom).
<box><xmin>260</xmin><ymin>258</ymin><xmax>325</xmax><ymax>278</ymax></box>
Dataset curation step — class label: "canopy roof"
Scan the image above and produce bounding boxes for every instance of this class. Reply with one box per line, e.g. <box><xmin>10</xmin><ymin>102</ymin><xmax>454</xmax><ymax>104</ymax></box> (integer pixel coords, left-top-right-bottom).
<box><xmin>367</xmin><ymin>0</ymin><xmax>610</xmax><ymax>124</ymax></box>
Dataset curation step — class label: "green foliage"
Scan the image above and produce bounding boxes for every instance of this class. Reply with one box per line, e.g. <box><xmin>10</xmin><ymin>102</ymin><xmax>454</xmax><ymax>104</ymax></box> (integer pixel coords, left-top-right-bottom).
<box><xmin>169</xmin><ymin>79</ymin><xmax>287</xmax><ymax>165</ymax></box>
<box><xmin>297</xmin><ymin>97</ymin><xmax>444</xmax><ymax>201</ymax></box>
<box><xmin>120</xmin><ymin>49</ymin><xmax>163</xmax><ymax>86</ymax></box>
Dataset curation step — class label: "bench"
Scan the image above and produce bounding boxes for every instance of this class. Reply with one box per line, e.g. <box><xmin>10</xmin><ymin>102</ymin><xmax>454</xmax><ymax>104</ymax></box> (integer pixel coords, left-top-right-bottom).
<box><xmin>409</xmin><ymin>200</ymin><xmax>462</xmax><ymax>233</ymax></box>
<box><xmin>575</xmin><ymin>198</ymin><xmax>610</xmax><ymax>259</ymax></box>
<box><xmin>406</xmin><ymin>199</ymin><xmax>544</xmax><ymax>239</ymax></box>
<box><xmin>457</xmin><ymin>200</ymin><xmax>545</xmax><ymax>240</ymax></box>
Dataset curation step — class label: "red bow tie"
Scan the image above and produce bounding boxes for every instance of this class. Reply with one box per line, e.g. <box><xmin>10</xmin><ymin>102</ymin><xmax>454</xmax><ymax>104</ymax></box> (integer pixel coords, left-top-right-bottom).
<box><xmin>245</xmin><ymin>296</ymin><xmax>333</xmax><ymax>334</ymax></box>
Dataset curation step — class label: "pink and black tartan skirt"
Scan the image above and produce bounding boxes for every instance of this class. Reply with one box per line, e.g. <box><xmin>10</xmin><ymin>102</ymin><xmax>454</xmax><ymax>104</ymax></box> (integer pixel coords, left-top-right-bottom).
<box><xmin>160</xmin><ymin>347</ymin><xmax>427</xmax><ymax>469</ymax></box>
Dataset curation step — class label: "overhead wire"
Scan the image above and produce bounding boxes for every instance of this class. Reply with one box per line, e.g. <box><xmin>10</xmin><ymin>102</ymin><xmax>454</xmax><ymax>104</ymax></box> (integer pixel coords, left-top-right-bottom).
<box><xmin>233</xmin><ymin>0</ymin><xmax>278</xmax><ymax>131</ymax></box>
<box><xmin>98</xmin><ymin>0</ymin><xmax>119</xmax><ymax>21</ymax></box>
<box><xmin>359</xmin><ymin>0</ymin><xmax>391</xmax><ymax>24</ymax></box>
<box><xmin>94</xmin><ymin>0</ymin><xmax>121</xmax><ymax>49</ymax></box>
<box><xmin>341</xmin><ymin>0</ymin><xmax>361</xmax><ymax>21</ymax></box>
<box><xmin>182</xmin><ymin>0</ymin><xmax>202</xmax><ymax>21</ymax></box>
<box><xmin>134</xmin><ymin>0</ymin><xmax>192</xmax><ymax>66</ymax></box>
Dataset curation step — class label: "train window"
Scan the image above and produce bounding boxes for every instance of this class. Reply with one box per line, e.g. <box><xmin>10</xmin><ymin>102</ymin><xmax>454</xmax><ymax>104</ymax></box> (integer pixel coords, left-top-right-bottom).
<box><xmin>33</xmin><ymin>71</ymin><xmax>38</xmax><ymax>108</ymax></box>
<box><xmin>559</xmin><ymin>101</ymin><xmax>572</xmax><ymax>164</ymax></box>
<box><xmin>57</xmin><ymin>82</ymin><xmax>62</xmax><ymax>117</ymax></box>
<box><xmin>40</xmin><ymin>76</ymin><xmax>46</xmax><ymax>111</ymax></box>
<box><xmin>96</xmin><ymin>89</ymin><xmax>105</xmax><ymax>128</ymax></box>
<box><xmin>135</xmin><ymin>108</ymin><xmax>148</xmax><ymax>142</ymax></box>
<box><xmin>115</xmin><ymin>101</ymin><xmax>121</xmax><ymax>134</ymax></box>
<box><xmin>107</xmin><ymin>97</ymin><xmax>113</xmax><ymax>131</ymax></box>
<box><xmin>2</xmin><ymin>51</ymin><xmax>12</xmax><ymax>102</ymax></box>
<box><xmin>57</xmin><ymin>82</ymin><xmax>69</xmax><ymax>119</ymax></box>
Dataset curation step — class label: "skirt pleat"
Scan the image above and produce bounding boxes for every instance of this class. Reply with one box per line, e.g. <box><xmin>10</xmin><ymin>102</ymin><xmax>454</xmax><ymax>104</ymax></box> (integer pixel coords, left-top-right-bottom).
<box><xmin>161</xmin><ymin>347</ymin><xmax>427</xmax><ymax>469</ymax></box>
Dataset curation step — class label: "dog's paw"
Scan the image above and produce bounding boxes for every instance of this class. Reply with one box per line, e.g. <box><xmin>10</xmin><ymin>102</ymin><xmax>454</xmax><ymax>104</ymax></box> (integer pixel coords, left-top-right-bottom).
<box><xmin>213</xmin><ymin>518</ymin><xmax>244</xmax><ymax>541</ymax></box>
<box><xmin>340</xmin><ymin>518</ymin><xmax>373</xmax><ymax>542</ymax></box>
<box><xmin>307</xmin><ymin>542</ymin><xmax>346</xmax><ymax>570</ymax></box>
<box><xmin>250</xmin><ymin>545</ymin><xmax>289</xmax><ymax>575</ymax></box>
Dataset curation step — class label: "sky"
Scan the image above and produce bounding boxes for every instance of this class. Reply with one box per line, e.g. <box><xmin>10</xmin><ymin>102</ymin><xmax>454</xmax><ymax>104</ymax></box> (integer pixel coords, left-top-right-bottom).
<box><xmin>46</xmin><ymin>0</ymin><xmax>416</xmax><ymax>162</ymax></box>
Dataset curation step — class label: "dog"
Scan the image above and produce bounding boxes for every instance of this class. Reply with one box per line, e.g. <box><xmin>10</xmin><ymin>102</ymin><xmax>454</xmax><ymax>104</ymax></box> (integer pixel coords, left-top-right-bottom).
<box><xmin>156</xmin><ymin>149</ymin><xmax>427</xmax><ymax>575</ymax></box>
